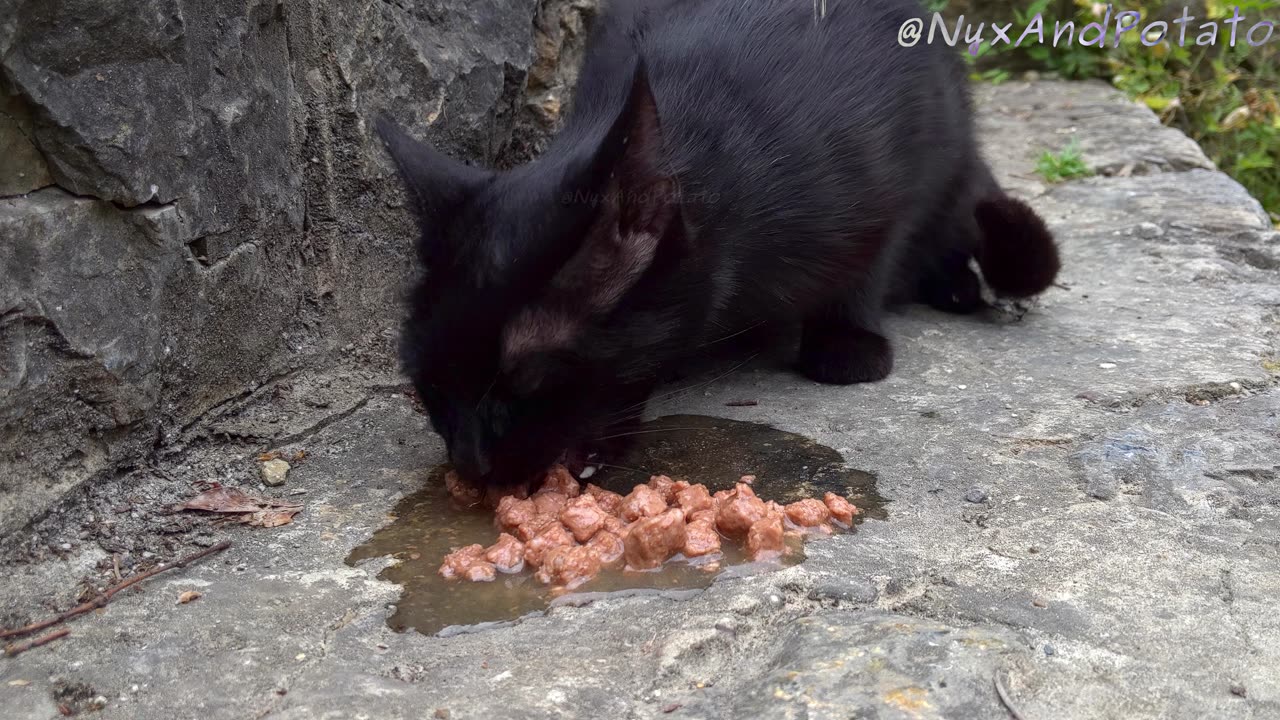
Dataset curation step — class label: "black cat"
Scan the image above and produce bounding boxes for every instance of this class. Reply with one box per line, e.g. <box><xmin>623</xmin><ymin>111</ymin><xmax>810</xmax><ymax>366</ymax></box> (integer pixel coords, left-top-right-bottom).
<box><xmin>376</xmin><ymin>0</ymin><xmax>1059</xmax><ymax>489</ymax></box>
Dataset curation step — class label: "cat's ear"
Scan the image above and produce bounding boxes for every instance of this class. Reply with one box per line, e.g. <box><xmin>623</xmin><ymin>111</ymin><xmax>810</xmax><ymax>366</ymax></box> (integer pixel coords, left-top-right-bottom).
<box><xmin>501</xmin><ymin>61</ymin><xmax>679</xmax><ymax>371</ymax></box>
<box><xmin>559</xmin><ymin>59</ymin><xmax>678</xmax><ymax>308</ymax></box>
<box><xmin>374</xmin><ymin>114</ymin><xmax>490</xmax><ymax>265</ymax></box>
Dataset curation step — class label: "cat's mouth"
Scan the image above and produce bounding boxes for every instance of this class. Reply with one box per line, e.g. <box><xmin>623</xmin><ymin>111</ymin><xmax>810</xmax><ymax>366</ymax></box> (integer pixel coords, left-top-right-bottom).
<box><xmin>556</xmin><ymin>448</ymin><xmax>601</xmax><ymax>480</ymax></box>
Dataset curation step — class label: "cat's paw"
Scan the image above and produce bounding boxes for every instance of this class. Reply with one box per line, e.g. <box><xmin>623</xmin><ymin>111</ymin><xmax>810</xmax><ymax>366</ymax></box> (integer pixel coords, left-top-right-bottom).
<box><xmin>797</xmin><ymin>328</ymin><xmax>894</xmax><ymax>385</ymax></box>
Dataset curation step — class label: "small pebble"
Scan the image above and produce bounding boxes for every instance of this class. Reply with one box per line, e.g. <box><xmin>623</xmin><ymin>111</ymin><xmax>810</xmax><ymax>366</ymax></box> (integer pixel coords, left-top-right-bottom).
<box><xmin>260</xmin><ymin>459</ymin><xmax>291</xmax><ymax>487</ymax></box>
<box><xmin>956</xmin><ymin>384</ymin><xmax>968</xmax><ymax>390</ymax></box>
<box><xmin>1086</xmin><ymin>472</ymin><xmax>1119</xmax><ymax>501</ymax></box>
<box><xmin>1099</xmin><ymin>362</ymin><xmax>1117</xmax><ymax>369</ymax></box>
<box><xmin>1135</xmin><ymin>222</ymin><xmax>1163</xmax><ymax>239</ymax></box>
<box><xmin>964</xmin><ymin>488</ymin><xmax>989</xmax><ymax>504</ymax></box>
<box><xmin>714</xmin><ymin>617</ymin><xmax>738</xmax><ymax>634</ymax></box>
<box><xmin>1044</xmin><ymin>644</ymin><xmax>1056</xmax><ymax>656</ymax></box>
<box><xmin>1230</xmin><ymin>683</ymin><xmax>1247</xmax><ymax>697</ymax></box>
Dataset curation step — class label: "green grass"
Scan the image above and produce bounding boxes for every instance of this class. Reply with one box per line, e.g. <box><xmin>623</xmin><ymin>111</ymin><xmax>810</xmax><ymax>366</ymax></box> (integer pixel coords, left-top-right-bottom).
<box><xmin>944</xmin><ymin>0</ymin><xmax>1280</xmax><ymax>222</ymax></box>
<box><xmin>1035</xmin><ymin>140</ymin><xmax>1093</xmax><ymax>183</ymax></box>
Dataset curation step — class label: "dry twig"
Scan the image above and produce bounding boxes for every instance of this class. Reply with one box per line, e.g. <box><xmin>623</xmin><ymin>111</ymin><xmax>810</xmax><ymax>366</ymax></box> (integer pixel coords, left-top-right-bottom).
<box><xmin>4</xmin><ymin>627</ymin><xmax>71</xmax><ymax>657</ymax></box>
<box><xmin>994</xmin><ymin>669</ymin><xmax>1028</xmax><ymax>720</ymax></box>
<box><xmin>0</xmin><ymin>541</ymin><xmax>231</xmax><ymax>641</ymax></box>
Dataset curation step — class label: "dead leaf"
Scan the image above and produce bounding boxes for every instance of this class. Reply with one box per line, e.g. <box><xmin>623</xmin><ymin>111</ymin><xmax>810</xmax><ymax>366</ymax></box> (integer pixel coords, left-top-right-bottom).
<box><xmin>181</xmin><ymin>486</ymin><xmax>271</xmax><ymax>513</ymax></box>
<box><xmin>178</xmin><ymin>590</ymin><xmax>202</xmax><ymax>604</ymax></box>
<box><xmin>179</xmin><ymin>487</ymin><xmax>303</xmax><ymax>529</ymax></box>
<box><xmin>245</xmin><ymin>508</ymin><xmax>301</xmax><ymax>528</ymax></box>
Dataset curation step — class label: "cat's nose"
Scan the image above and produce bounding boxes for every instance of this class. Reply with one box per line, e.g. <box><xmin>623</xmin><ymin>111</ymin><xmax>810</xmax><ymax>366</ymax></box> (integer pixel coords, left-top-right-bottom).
<box><xmin>450</xmin><ymin>422</ymin><xmax>493</xmax><ymax>481</ymax></box>
<box><xmin>450</xmin><ymin>453</ymin><xmax>488</xmax><ymax>481</ymax></box>
<box><xmin>450</xmin><ymin>447</ymin><xmax>491</xmax><ymax>481</ymax></box>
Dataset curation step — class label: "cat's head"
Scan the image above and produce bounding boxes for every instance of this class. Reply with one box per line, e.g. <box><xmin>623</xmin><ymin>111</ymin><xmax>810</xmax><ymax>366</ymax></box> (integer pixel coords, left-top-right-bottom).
<box><xmin>377</xmin><ymin>62</ymin><xmax>695</xmax><ymax>488</ymax></box>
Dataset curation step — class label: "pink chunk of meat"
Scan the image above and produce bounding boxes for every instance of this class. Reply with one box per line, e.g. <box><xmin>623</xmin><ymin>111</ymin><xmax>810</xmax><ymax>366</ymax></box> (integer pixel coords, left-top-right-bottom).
<box><xmin>682</xmin><ymin>519</ymin><xmax>722</xmax><ymax>558</ymax></box>
<box><xmin>716</xmin><ymin>483</ymin><xmax>768</xmax><ymax>536</ymax></box>
<box><xmin>540</xmin><ymin>464</ymin><xmax>582</xmax><ymax>498</ymax></box>
<box><xmin>624</xmin><ymin>509</ymin><xmax>688</xmax><ymax>570</ymax></box>
<box><xmin>560</xmin><ymin>495</ymin><xmax>608</xmax><ymax>543</ymax></box>
<box><xmin>584</xmin><ymin>484</ymin><xmax>625</xmax><ymax>515</ymax></box>
<box><xmin>524</xmin><ymin>522</ymin><xmax>576</xmax><ymax>568</ymax></box>
<box><xmin>483</xmin><ymin>533</ymin><xmax>526</xmax><ymax>573</ymax></box>
<box><xmin>747</xmin><ymin>513</ymin><xmax>785</xmax><ymax>561</ymax></box>
<box><xmin>823</xmin><ymin>492</ymin><xmax>859</xmax><ymax>525</ymax></box>
<box><xmin>439</xmin><ymin>544</ymin><xmax>496</xmax><ymax>581</ymax></box>
<box><xmin>535</xmin><ymin>545</ymin><xmax>602</xmax><ymax>589</ymax></box>
<box><xmin>620</xmin><ymin>484</ymin><xmax>668</xmax><ymax>522</ymax></box>
<box><xmin>784</xmin><ymin>499</ymin><xmax>831</xmax><ymax>528</ymax></box>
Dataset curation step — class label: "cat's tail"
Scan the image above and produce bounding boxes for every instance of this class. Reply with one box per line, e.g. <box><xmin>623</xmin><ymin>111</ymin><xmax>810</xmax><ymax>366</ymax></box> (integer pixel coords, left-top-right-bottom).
<box><xmin>973</xmin><ymin>194</ymin><xmax>1060</xmax><ymax>298</ymax></box>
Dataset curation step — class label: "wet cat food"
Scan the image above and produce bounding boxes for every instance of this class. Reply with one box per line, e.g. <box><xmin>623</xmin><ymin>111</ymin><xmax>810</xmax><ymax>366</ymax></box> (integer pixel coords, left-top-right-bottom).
<box><xmin>438</xmin><ymin>465</ymin><xmax>860</xmax><ymax>591</ymax></box>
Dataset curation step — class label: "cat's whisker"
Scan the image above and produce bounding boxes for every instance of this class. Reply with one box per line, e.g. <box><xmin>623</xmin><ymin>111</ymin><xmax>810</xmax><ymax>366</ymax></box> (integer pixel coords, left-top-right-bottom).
<box><xmin>644</xmin><ymin>353</ymin><xmax>760</xmax><ymax>409</ymax></box>
<box><xmin>591</xmin><ymin>426</ymin><xmax>708</xmax><ymax>442</ymax></box>
<box><xmin>590</xmin><ymin>461</ymin><xmax>652</xmax><ymax>476</ymax></box>
<box><xmin>595</xmin><ymin>353</ymin><xmax>759</xmax><ymax>425</ymax></box>
<box><xmin>474</xmin><ymin>374</ymin><xmax>498</xmax><ymax>411</ymax></box>
<box><xmin>696</xmin><ymin>320</ymin><xmax>766</xmax><ymax>348</ymax></box>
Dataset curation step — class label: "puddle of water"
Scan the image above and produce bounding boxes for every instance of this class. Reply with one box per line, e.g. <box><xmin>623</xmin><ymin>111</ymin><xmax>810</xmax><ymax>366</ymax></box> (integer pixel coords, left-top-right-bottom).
<box><xmin>345</xmin><ymin>414</ymin><xmax>887</xmax><ymax>636</ymax></box>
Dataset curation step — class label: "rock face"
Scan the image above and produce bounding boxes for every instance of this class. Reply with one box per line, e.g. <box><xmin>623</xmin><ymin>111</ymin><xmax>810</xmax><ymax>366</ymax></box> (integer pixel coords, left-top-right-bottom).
<box><xmin>0</xmin><ymin>0</ymin><xmax>594</xmax><ymax>537</ymax></box>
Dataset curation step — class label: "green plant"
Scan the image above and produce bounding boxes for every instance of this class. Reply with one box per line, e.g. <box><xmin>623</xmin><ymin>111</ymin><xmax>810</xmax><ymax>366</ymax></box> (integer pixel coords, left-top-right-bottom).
<box><xmin>973</xmin><ymin>0</ymin><xmax>1280</xmax><ymax>220</ymax></box>
<box><xmin>977</xmin><ymin>67</ymin><xmax>1012</xmax><ymax>84</ymax></box>
<box><xmin>1036</xmin><ymin>140</ymin><xmax>1093</xmax><ymax>182</ymax></box>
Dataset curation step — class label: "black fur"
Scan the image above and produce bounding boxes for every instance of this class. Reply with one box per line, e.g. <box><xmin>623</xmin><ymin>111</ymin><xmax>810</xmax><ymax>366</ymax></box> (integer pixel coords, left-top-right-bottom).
<box><xmin>377</xmin><ymin>0</ymin><xmax>1060</xmax><ymax>488</ymax></box>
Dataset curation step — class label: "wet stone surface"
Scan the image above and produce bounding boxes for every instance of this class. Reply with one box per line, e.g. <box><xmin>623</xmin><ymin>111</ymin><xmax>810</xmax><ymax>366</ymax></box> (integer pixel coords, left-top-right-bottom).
<box><xmin>346</xmin><ymin>415</ymin><xmax>886</xmax><ymax>635</ymax></box>
<box><xmin>589</xmin><ymin>414</ymin><xmax>887</xmax><ymax>517</ymax></box>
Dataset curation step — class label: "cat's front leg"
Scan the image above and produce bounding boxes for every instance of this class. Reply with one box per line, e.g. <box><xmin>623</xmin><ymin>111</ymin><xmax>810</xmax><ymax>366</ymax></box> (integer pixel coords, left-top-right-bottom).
<box><xmin>919</xmin><ymin>247</ymin><xmax>985</xmax><ymax>315</ymax></box>
<box><xmin>796</xmin><ymin>285</ymin><xmax>894</xmax><ymax>385</ymax></box>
